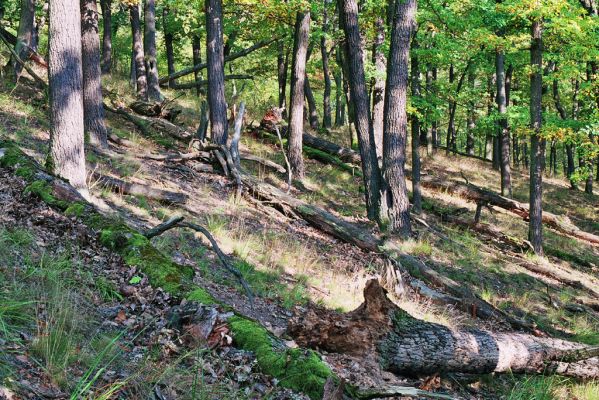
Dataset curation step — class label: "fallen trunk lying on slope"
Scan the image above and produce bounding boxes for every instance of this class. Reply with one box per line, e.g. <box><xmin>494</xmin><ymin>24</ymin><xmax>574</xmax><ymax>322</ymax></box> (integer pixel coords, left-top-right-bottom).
<box><xmin>289</xmin><ymin>280</ymin><xmax>599</xmax><ymax>379</ymax></box>
<box><xmin>91</xmin><ymin>172</ymin><xmax>188</xmax><ymax>204</ymax></box>
<box><xmin>417</xmin><ymin>173</ymin><xmax>599</xmax><ymax>247</ymax></box>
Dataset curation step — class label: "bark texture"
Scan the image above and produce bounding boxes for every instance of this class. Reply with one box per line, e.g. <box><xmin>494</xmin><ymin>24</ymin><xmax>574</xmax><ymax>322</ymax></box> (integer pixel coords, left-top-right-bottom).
<box><xmin>339</xmin><ymin>0</ymin><xmax>382</xmax><ymax>222</ymax></box>
<box><xmin>529</xmin><ymin>18</ymin><xmax>545</xmax><ymax>255</ymax></box>
<box><xmin>496</xmin><ymin>50</ymin><xmax>512</xmax><ymax>197</ymax></box>
<box><xmin>11</xmin><ymin>0</ymin><xmax>36</xmax><ymax>81</ymax></box>
<box><xmin>130</xmin><ymin>4</ymin><xmax>147</xmax><ymax>100</ymax></box>
<box><xmin>371</xmin><ymin>16</ymin><xmax>385</xmax><ymax>160</ymax></box>
<box><xmin>48</xmin><ymin>0</ymin><xmax>87</xmax><ymax>190</ymax></box>
<box><xmin>144</xmin><ymin>0</ymin><xmax>162</xmax><ymax>101</ymax></box>
<box><xmin>205</xmin><ymin>0</ymin><xmax>228</xmax><ymax>145</ymax></box>
<box><xmin>410</xmin><ymin>38</ymin><xmax>422</xmax><ymax>214</ymax></box>
<box><xmin>320</xmin><ymin>0</ymin><xmax>332</xmax><ymax>129</ymax></box>
<box><xmin>163</xmin><ymin>7</ymin><xmax>176</xmax><ymax>88</ymax></box>
<box><xmin>99</xmin><ymin>0</ymin><xmax>111</xmax><ymax>74</ymax></box>
<box><xmin>81</xmin><ymin>0</ymin><xmax>108</xmax><ymax>147</ymax></box>
<box><xmin>287</xmin><ymin>11</ymin><xmax>310</xmax><ymax>179</ymax></box>
<box><xmin>289</xmin><ymin>280</ymin><xmax>599</xmax><ymax>379</ymax></box>
<box><xmin>192</xmin><ymin>35</ymin><xmax>202</xmax><ymax>96</ymax></box>
<box><xmin>381</xmin><ymin>0</ymin><xmax>416</xmax><ymax>235</ymax></box>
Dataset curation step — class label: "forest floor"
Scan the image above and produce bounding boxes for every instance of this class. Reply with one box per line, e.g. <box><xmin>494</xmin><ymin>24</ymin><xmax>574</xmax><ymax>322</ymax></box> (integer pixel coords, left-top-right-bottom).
<box><xmin>0</xmin><ymin>76</ymin><xmax>598</xmax><ymax>399</ymax></box>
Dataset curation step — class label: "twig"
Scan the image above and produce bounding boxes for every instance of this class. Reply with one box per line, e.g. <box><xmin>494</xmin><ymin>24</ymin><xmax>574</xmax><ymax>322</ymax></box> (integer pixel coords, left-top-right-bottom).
<box><xmin>0</xmin><ymin>30</ymin><xmax>47</xmax><ymax>87</ymax></box>
<box><xmin>143</xmin><ymin>216</ymin><xmax>254</xmax><ymax>305</ymax></box>
<box><xmin>229</xmin><ymin>101</ymin><xmax>246</xmax><ymax>169</ymax></box>
<box><xmin>274</xmin><ymin>125</ymin><xmax>292</xmax><ymax>193</ymax></box>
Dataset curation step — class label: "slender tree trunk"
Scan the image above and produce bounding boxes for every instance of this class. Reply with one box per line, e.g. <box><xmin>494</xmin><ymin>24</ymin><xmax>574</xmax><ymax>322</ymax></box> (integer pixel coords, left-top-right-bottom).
<box><xmin>382</xmin><ymin>0</ymin><xmax>416</xmax><ymax>235</ymax></box>
<box><xmin>446</xmin><ymin>64</ymin><xmax>455</xmax><ymax>154</ymax></box>
<box><xmin>205</xmin><ymin>0</ymin><xmax>228</xmax><ymax>144</ymax></box>
<box><xmin>163</xmin><ymin>7</ymin><xmax>176</xmax><ymax>88</ymax></box>
<box><xmin>48</xmin><ymin>0</ymin><xmax>87</xmax><ymax>191</ymax></box>
<box><xmin>144</xmin><ymin>0</ymin><xmax>162</xmax><ymax>101</ymax></box>
<box><xmin>424</xmin><ymin>64</ymin><xmax>434</xmax><ymax>155</ymax></box>
<box><xmin>485</xmin><ymin>74</ymin><xmax>494</xmax><ymax>161</ymax></box>
<box><xmin>99</xmin><ymin>0</ymin><xmax>111</xmax><ymax>74</ymax></box>
<box><xmin>321</xmin><ymin>0</ymin><xmax>332</xmax><ymax>129</ymax></box>
<box><xmin>304</xmin><ymin>47</ymin><xmax>320</xmax><ymax>130</ymax></box>
<box><xmin>81</xmin><ymin>0</ymin><xmax>108</xmax><ymax>147</ymax></box>
<box><xmin>11</xmin><ymin>0</ymin><xmax>36</xmax><ymax>81</ymax></box>
<box><xmin>339</xmin><ymin>0</ymin><xmax>383</xmax><ymax>222</ymax></box>
<box><xmin>431</xmin><ymin>67</ymin><xmax>438</xmax><ymax>150</ymax></box>
<box><xmin>371</xmin><ymin>16</ymin><xmax>385</xmax><ymax>160</ymax></box>
<box><xmin>465</xmin><ymin>69</ymin><xmax>475</xmax><ymax>156</ymax></box>
<box><xmin>496</xmin><ymin>50</ymin><xmax>512</xmax><ymax>197</ymax></box>
<box><xmin>192</xmin><ymin>35</ymin><xmax>202</xmax><ymax>97</ymax></box>
<box><xmin>130</xmin><ymin>4</ymin><xmax>147</xmax><ymax>100</ymax></box>
<box><xmin>288</xmin><ymin>11</ymin><xmax>310</xmax><ymax>179</ymax></box>
<box><xmin>529</xmin><ymin>18</ymin><xmax>545</xmax><ymax>255</ymax></box>
<box><xmin>410</xmin><ymin>37</ymin><xmax>422</xmax><ymax>214</ymax></box>
<box><xmin>277</xmin><ymin>41</ymin><xmax>289</xmax><ymax>114</ymax></box>
<box><xmin>334</xmin><ymin>62</ymin><xmax>344</xmax><ymax>126</ymax></box>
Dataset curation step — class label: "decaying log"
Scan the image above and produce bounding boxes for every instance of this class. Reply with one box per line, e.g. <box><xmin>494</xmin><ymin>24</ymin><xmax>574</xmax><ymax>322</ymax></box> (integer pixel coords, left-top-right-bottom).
<box><xmin>289</xmin><ymin>280</ymin><xmax>599</xmax><ymax>379</ymax></box>
<box><xmin>240</xmin><ymin>152</ymin><xmax>286</xmax><ymax>174</ymax></box>
<box><xmin>104</xmin><ymin>104</ymin><xmax>192</xmax><ymax>142</ymax></box>
<box><xmin>108</xmin><ymin>133</ymin><xmax>135</xmax><ymax>148</ymax></box>
<box><xmin>259</xmin><ymin>123</ymin><xmax>361</xmax><ymax>165</ymax></box>
<box><xmin>170</xmin><ymin>74</ymin><xmax>253</xmax><ymax>90</ymax></box>
<box><xmin>159</xmin><ymin>39</ymin><xmax>275</xmax><ymax>85</ymax></box>
<box><xmin>129</xmin><ymin>100</ymin><xmax>182</xmax><ymax>121</ymax></box>
<box><xmin>91</xmin><ymin>172</ymin><xmax>187</xmax><ymax>204</ymax></box>
<box><xmin>417</xmin><ymin>173</ymin><xmax>599</xmax><ymax>247</ymax></box>
<box><xmin>139</xmin><ymin>151</ymin><xmax>211</xmax><ymax>162</ymax></box>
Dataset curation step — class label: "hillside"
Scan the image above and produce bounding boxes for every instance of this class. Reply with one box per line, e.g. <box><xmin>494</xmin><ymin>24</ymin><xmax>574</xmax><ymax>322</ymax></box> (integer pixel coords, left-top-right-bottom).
<box><xmin>0</xmin><ymin>77</ymin><xmax>598</xmax><ymax>399</ymax></box>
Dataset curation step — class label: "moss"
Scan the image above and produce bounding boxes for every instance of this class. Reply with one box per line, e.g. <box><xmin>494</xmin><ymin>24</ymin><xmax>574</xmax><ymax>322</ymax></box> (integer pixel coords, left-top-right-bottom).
<box><xmin>64</xmin><ymin>202</ymin><xmax>86</xmax><ymax>217</ymax></box>
<box><xmin>98</xmin><ymin>226</ymin><xmax>193</xmax><ymax>294</ymax></box>
<box><xmin>186</xmin><ymin>288</ymin><xmax>217</xmax><ymax>304</ymax></box>
<box><xmin>0</xmin><ymin>142</ymin><xmax>37</xmax><ymax>180</ymax></box>
<box><xmin>229</xmin><ymin>316</ymin><xmax>332</xmax><ymax>399</ymax></box>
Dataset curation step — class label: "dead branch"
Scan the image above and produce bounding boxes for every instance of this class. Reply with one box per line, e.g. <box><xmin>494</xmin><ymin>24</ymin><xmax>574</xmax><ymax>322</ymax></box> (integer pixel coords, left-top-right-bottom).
<box><xmin>274</xmin><ymin>125</ymin><xmax>292</xmax><ymax>192</ymax></box>
<box><xmin>230</xmin><ymin>102</ymin><xmax>246</xmax><ymax>169</ymax></box>
<box><xmin>90</xmin><ymin>172</ymin><xmax>188</xmax><ymax>204</ymax></box>
<box><xmin>0</xmin><ymin>30</ymin><xmax>47</xmax><ymax>87</ymax></box>
<box><xmin>239</xmin><ymin>152</ymin><xmax>286</xmax><ymax>174</ymax></box>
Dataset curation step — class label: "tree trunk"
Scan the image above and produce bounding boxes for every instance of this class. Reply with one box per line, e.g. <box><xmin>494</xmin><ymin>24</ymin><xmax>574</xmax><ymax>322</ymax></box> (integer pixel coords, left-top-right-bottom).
<box><xmin>81</xmin><ymin>0</ymin><xmax>108</xmax><ymax>148</ymax></box>
<box><xmin>381</xmin><ymin>0</ymin><xmax>416</xmax><ymax>235</ymax></box>
<box><xmin>205</xmin><ymin>0</ymin><xmax>228</xmax><ymax>145</ymax></box>
<box><xmin>11</xmin><ymin>0</ymin><xmax>36</xmax><ymax>81</ymax></box>
<box><xmin>371</xmin><ymin>16</ymin><xmax>385</xmax><ymax>160</ymax></box>
<box><xmin>339</xmin><ymin>0</ymin><xmax>383</xmax><ymax>223</ymax></box>
<box><xmin>424</xmin><ymin>64</ymin><xmax>434</xmax><ymax>154</ymax></box>
<box><xmin>290</xmin><ymin>280</ymin><xmax>599</xmax><ymax>380</ymax></box>
<box><xmin>144</xmin><ymin>0</ymin><xmax>162</xmax><ymax>101</ymax></box>
<box><xmin>48</xmin><ymin>0</ymin><xmax>87</xmax><ymax>191</ymax></box>
<box><xmin>334</xmin><ymin>64</ymin><xmax>343</xmax><ymax>126</ymax></box>
<box><xmin>163</xmin><ymin>7</ymin><xmax>176</xmax><ymax>88</ymax></box>
<box><xmin>130</xmin><ymin>4</ymin><xmax>147</xmax><ymax>100</ymax></box>
<box><xmin>304</xmin><ymin>77</ymin><xmax>319</xmax><ymax>130</ymax></box>
<box><xmin>288</xmin><ymin>11</ymin><xmax>310</xmax><ymax>179</ymax></box>
<box><xmin>321</xmin><ymin>0</ymin><xmax>332</xmax><ymax>129</ymax></box>
<box><xmin>192</xmin><ymin>34</ymin><xmax>202</xmax><ymax>97</ymax></box>
<box><xmin>410</xmin><ymin>37</ymin><xmax>422</xmax><ymax>214</ymax></box>
<box><xmin>465</xmin><ymin>69</ymin><xmax>475</xmax><ymax>156</ymax></box>
<box><xmin>277</xmin><ymin>41</ymin><xmax>289</xmax><ymax>114</ymax></box>
<box><xmin>529</xmin><ymin>18</ymin><xmax>544</xmax><ymax>255</ymax></box>
<box><xmin>99</xmin><ymin>0</ymin><xmax>111</xmax><ymax>74</ymax></box>
<box><xmin>446</xmin><ymin>64</ymin><xmax>456</xmax><ymax>153</ymax></box>
<box><xmin>496</xmin><ymin>50</ymin><xmax>512</xmax><ymax>197</ymax></box>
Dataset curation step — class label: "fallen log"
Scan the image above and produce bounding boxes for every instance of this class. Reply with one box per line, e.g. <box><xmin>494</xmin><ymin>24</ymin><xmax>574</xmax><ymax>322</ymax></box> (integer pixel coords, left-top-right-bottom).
<box><xmin>240</xmin><ymin>152</ymin><xmax>286</xmax><ymax>174</ymax></box>
<box><xmin>170</xmin><ymin>74</ymin><xmax>253</xmax><ymax>90</ymax></box>
<box><xmin>417</xmin><ymin>173</ymin><xmax>599</xmax><ymax>247</ymax></box>
<box><xmin>289</xmin><ymin>280</ymin><xmax>599</xmax><ymax>379</ymax></box>
<box><xmin>138</xmin><ymin>151</ymin><xmax>211</xmax><ymax>162</ymax></box>
<box><xmin>91</xmin><ymin>172</ymin><xmax>188</xmax><ymax>204</ymax></box>
<box><xmin>159</xmin><ymin>39</ymin><xmax>275</xmax><ymax>85</ymax></box>
<box><xmin>129</xmin><ymin>100</ymin><xmax>181</xmax><ymax>121</ymax></box>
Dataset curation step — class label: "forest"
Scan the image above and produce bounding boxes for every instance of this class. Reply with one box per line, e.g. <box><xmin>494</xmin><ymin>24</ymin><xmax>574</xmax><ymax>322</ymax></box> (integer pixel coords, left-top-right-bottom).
<box><xmin>0</xmin><ymin>0</ymin><xmax>597</xmax><ymax>397</ymax></box>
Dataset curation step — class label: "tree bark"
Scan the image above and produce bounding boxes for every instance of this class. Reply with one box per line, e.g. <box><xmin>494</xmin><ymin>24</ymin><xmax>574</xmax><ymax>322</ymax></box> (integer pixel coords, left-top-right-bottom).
<box><xmin>529</xmin><ymin>18</ymin><xmax>545</xmax><ymax>255</ymax></box>
<box><xmin>287</xmin><ymin>11</ymin><xmax>310</xmax><ymax>179</ymax></box>
<box><xmin>81</xmin><ymin>0</ymin><xmax>108</xmax><ymax>148</ymax></box>
<box><xmin>339</xmin><ymin>0</ymin><xmax>383</xmax><ymax>223</ymax></box>
<box><xmin>446</xmin><ymin>64</ymin><xmax>456</xmax><ymax>153</ymax></box>
<box><xmin>410</xmin><ymin>37</ymin><xmax>422</xmax><ymax>214</ymax></box>
<box><xmin>48</xmin><ymin>0</ymin><xmax>87</xmax><ymax>190</ymax></box>
<box><xmin>304</xmin><ymin>74</ymin><xmax>319</xmax><ymax>130</ymax></box>
<box><xmin>205</xmin><ymin>0</ymin><xmax>228</xmax><ymax>145</ymax></box>
<box><xmin>496</xmin><ymin>50</ymin><xmax>512</xmax><ymax>197</ymax></box>
<box><xmin>130</xmin><ymin>3</ymin><xmax>147</xmax><ymax>100</ymax></box>
<box><xmin>99</xmin><ymin>0</ymin><xmax>111</xmax><ymax>74</ymax></box>
<box><xmin>381</xmin><ymin>0</ymin><xmax>416</xmax><ymax>235</ymax></box>
<box><xmin>144</xmin><ymin>0</ymin><xmax>162</xmax><ymax>101</ymax></box>
<box><xmin>163</xmin><ymin>7</ymin><xmax>176</xmax><ymax>89</ymax></box>
<box><xmin>321</xmin><ymin>0</ymin><xmax>332</xmax><ymax>129</ymax></box>
<box><xmin>11</xmin><ymin>0</ymin><xmax>36</xmax><ymax>81</ymax></box>
<box><xmin>192</xmin><ymin>34</ymin><xmax>202</xmax><ymax>96</ymax></box>
<box><xmin>277</xmin><ymin>41</ymin><xmax>289</xmax><ymax>114</ymax></box>
<box><xmin>465</xmin><ymin>69</ymin><xmax>475</xmax><ymax>156</ymax></box>
<box><xmin>371</xmin><ymin>16</ymin><xmax>385</xmax><ymax>159</ymax></box>
<box><xmin>334</xmin><ymin>48</ymin><xmax>344</xmax><ymax>127</ymax></box>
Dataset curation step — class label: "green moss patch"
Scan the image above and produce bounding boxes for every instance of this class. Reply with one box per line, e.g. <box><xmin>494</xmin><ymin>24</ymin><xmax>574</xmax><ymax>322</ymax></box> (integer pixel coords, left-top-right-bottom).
<box><xmin>229</xmin><ymin>316</ymin><xmax>332</xmax><ymax>399</ymax></box>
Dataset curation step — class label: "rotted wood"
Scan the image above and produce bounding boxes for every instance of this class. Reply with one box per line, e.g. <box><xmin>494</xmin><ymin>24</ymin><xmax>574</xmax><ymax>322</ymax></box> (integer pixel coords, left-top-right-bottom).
<box><xmin>289</xmin><ymin>280</ymin><xmax>599</xmax><ymax>380</ymax></box>
<box><xmin>91</xmin><ymin>172</ymin><xmax>188</xmax><ymax>204</ymax></box>
<box><xmin>129</xmin><ymin>100</ymin><xmax>182</xmax><ymax>122</ymax></box>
